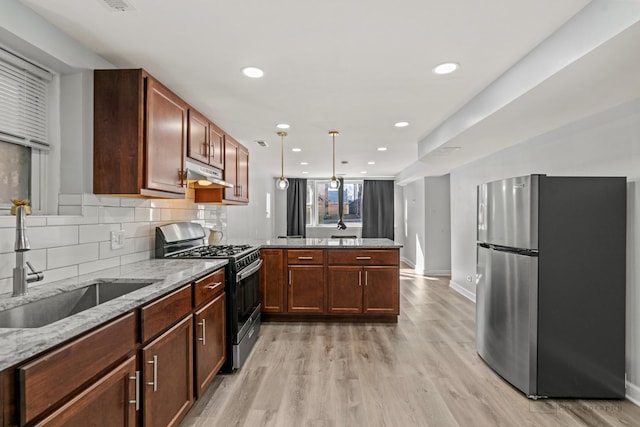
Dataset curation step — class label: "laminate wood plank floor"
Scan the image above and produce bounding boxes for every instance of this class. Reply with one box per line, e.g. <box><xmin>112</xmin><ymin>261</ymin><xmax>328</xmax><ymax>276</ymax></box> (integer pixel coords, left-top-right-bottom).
<box><xmin>180</xmin><ymin>266</ymin><xmax>640</xmax><ymax>427</ymax></box>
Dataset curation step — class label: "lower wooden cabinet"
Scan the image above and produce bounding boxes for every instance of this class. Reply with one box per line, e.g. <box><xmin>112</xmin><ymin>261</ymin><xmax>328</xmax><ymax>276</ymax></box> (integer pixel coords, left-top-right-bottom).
<box><xmin>328</xmin><ymin>266</ymin><xmax>399</xmax><ymax>315</ymax></box>
<box><xmin>287</xmin><ymin>265</ymin><xmax>324</xmax><ymax>313</ymax></box>
<box><xmin>194</xmin><ymin>292</ymin><xmax>226</xmax><ymax>398</ymax></box>
<box><xmin>37</xmin><ymin>356</ymin><xmax>138</xmax><ymax>427</ymax></box>
<box><xmin>260</xmin><ymin>249</ymin><xmax>285</xmax><ymax>313</ymax></box>
<box><xmin>141</xmin><ymin>315</ymin><xmax>194</xmax><ymax>427</ymax></box>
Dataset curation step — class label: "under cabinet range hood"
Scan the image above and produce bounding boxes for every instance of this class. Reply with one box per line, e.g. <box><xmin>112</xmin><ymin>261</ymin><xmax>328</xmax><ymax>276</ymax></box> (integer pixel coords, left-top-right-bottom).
<box><xmin>185</xmin><ymin>158</ymin><xmax>233</xmax><ymax>189</ymax></box>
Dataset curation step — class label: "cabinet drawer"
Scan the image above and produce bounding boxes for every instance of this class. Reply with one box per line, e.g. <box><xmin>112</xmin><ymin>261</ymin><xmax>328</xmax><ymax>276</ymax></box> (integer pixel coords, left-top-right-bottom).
<box><xmin>193</xmin><ymin>268</ymin><xmax>225</xmax><ymax>307</ymax></box>
<box><xmin>141</xmin><ymin>285</ymin><xmax>192</xmax><ymax>343</ymax></box>
<box><xmin>287</xmin><ymin>250</ymin><xmax>324</xmax><ymax>265</ymax></box>
<box><xmin>18</xmin><ymin>312</ymin><xmax>137</xmax><ymax>425</ymax></box>
<box><xmin>327</xmin><ymin>249</ymin><xmax>399</xmax><ymax>266</ymax></box>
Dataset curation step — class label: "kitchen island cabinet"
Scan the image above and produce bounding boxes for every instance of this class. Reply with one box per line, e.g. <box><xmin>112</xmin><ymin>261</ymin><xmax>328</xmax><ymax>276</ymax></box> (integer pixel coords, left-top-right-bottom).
<box><xmin>258</xmin><ymin>241</ymin><xmax>401</xmax><ymax>322</ymax></box>
<box><xmin>94</xmin><ymin>69</ymin><xmax>188</xmax><ymax>198</ymax></box>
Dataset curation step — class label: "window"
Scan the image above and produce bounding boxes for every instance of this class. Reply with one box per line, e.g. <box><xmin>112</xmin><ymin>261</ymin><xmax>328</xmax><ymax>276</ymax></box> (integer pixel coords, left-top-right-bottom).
<box><xmin>306</xmin><ymin>179</ymin><xmax>363</xmax><ymax>226</ymax></box>
<box><xmin>0</xmin><ymin>47</ymin><xmax>52</xmax><ymax>213</ymax></box>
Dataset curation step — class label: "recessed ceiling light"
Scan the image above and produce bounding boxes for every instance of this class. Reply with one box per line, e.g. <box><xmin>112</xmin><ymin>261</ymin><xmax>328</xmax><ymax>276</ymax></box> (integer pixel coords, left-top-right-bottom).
<box><xmin>368</xmin><ymin>161</ymin><xmax>375</xmax><ymax>165</ymax></box>
<box><xmin>292</xmin><ymin>147</ymin><xmax>301</xmax><ymax>152</ymax></box>
<box><xmin>242</xmin><ymin>66</ymin><xmax>264</xmax><ymax>78</ymax></box>
<box><xmin>433</xmin><ymin>62</ymin><xmax>459</xmax><ymax>75</ymax></box>
<box><xmin>276</xmin><ymin>123</ymin><xmax>290</xmax><ymax>129</ymax></box>
<box><xmin>377</xmin><ymin>147</ymin><xmax>387</xmax><ymax>151</ymax></box>
<box><xmin>361</xmin><ymin>171</ymin><xmax>367</xmax><ymax>174</ymax></box>
<box><xmin>302</xmin><ymin>171</ymin><xmax>309</xmax><ymax>174</ymax></box>
<box><xmin>394</xmin><ymin>121</ymin><xmax>409</xmax><ymax>128</ymax></box>
<box><xmin>300</xmin><ymin>162</ymin><xmax>308</xmax><ymax>165</ymax></box>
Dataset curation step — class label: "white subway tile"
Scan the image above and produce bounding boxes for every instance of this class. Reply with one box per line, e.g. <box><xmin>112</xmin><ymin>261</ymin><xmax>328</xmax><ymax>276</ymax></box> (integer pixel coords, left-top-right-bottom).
<box><xmin>0</xmin><ymin>278</ymin><xmax>11</xmax><ymax>295</ymax></box>
<box><xmin>79</xmin><ymin>224</ymin><xmax>121</xmax><ymax>244</ymax></box>
<box><xmin>99</xmin><ymin>207</ymin><xmax>135</xmax><ymax>224</ymax></box>
<box><xmin>58</xmin><ymin>194</ymin><xmax>83</xmax><ymax>205</ymax></box>
<box><xmin>82</xmin><ymin>206</ymin><xmax>99</xmax><ymax>223</ymax></box>
<box><xmin>121</xmin><ymin>250</ymin><xmax>152</xmax><ymax>266</ymax></box>
<box><xmin>57</xmin><ymin>206</ymin><xmax>83</xmax><ymax>216</ymax></box>
<box><xmin>120</xmin><ymin>198</ymin><xmax>151</xmax><ymax>208</ymax></box>
<box><xmin>99</xmin><ymin>239</ymin><xmax>135</xmax><ymax>259</ymax></box>
<box><xmin>134</xmin><ymin>207</ymin><xmax>162</xmax><ymax>222</ymax></box>
<box><xmin>28</xmin><ymin>226</ymin><xmax>79</xmax><ymax>249</ymax></box>
<box><xmin>47</xmin><ymin>243</ymin><xmax>99</xmax><ymax>269</ymax></box>
<box><xmin>122</xmin><ymin>222</ymin><xmax>152</xmax><ymax>238</ymax></box>
<box><xmin>82</xmin><ymin>194</ymin><xmax>121</xmax><ymax>207</ymax></box>
<box><xmin>47</xmin><ymin>214</ymin><xmax>84</xmax><ymax>225</ymax></box>
<box><xmin>78</xmin><ymin>257</ymin><xmax>121</xmax><ymax>275</ymax></box>
<box><xmin>0</xmin><ymin>229</ymin><xmax>14</xmax><ymax>254</ymax></box>
<box><xmin>133</xmin><ymin>236</ymin><xmax>153</xmax><ymax>252</ymax></box>
<box><xmin>34</xmin><ymin>265</ymin><xmax>78</xmax><ymax>286</ymax></box>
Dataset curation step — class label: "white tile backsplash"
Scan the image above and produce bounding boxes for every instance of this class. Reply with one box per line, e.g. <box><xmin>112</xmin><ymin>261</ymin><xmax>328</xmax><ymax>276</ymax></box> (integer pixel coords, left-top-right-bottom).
<box><xmin>47</xmin><ymin>243</ymin><xmax>99</xmax><ymax>269</ymax></box>
<box><xmin>0</xmin><ymin>192</ymin><xmax>227</xmax><ymax>291</ymax></box>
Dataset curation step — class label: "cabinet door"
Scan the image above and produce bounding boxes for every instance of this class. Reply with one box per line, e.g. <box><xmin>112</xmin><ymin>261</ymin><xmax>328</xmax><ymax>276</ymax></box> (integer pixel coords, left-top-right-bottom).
<box><xmin>38</xmin><ymin>356</ymin><xmax>138</xmax><ymax>427</ymax></box>
<box><xmin>237</xmin><ymin>144</ymin><xmax>249</xmax><ymax>201</ymax></box>
<box><xmin>142</xmin><ymin>316</ymin><xmax>193</xmax><ymax>427</ymax></box>
<box><xmin>223</xmin><ymin>136</ymin><xmax>239</xmax><ymax>201</ymax></box>
<box><xmin>363</xmin><ymin>267</ymin><xmax>399</xmax><ymax>315</ymax></box>
<box><xmin>261</xmin><ymin>249</ymin><xmax>285</xmax><ymax>313</ymax></box>
<box><xmin>208</xmin><ymin>122</ymin><xmax>225</xmax><ymax>170</ymax></box>
<box><xmin>146</xmin><ymin>77</ymin><xmax>187</xmax><ymax>195</ymax></box>
<box><xmin>194</xmin><ymin>293</ymin><xmax>226</xmax><ymax>398</ymax></box>
<box><xmin>327</xmin><ymin>266</ymin><xmax>363</xmax><ymax>314</ymax></box>
<box><xmin>188</xmin><ymin>109</ymin><xmax>209</xmax><ymax>164</ymax></box>
<box><xmin>288</xmin><ymin>266</ymin><xmax>324</xmax><ymax>313</ymax></box>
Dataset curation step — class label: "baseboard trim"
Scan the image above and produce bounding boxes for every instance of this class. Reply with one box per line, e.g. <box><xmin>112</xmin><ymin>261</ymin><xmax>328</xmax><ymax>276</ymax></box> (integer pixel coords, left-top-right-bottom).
<box><xmin>627</xmin><ymin>381</ymin><xmax>640</xmax><ymax>407</ymax></box>
<box><xmin>449</xmin><ymin>280</ymin><xmax>476</xmax><ymax>303</ymax></box>
<box><xmin>399</xmin><ymin>257</ymin><xmax>450</xmax><ymax>276</ymax></box>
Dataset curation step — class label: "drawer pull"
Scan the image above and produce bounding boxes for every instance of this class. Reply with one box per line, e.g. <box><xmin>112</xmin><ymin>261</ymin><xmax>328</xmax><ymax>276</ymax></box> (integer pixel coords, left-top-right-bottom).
<box><xmin>197</xmin><ymin>319</ymin><xmax>206</xmax><ymax>345</ymax></box>
<box><xmin>129</xmin><ymin>370</ymin><xmax>140</xmax><ymax>411</ymax></box>
<box><xmin>289</xmin><ymin>270</ymin><xmax>292</xmax><ymax>285</ymax></box>
<box><xmin>297</xmin><ymin>256</ymin><xmax>313</xmax><ymax>260</ymax></box>
<box><xmin>207</xmin><ymin>282</ymin><xmax>223</xmax><ymax>289</ymax></box>
<box><xmin>365</xmin><ymin>271</ymin><xmax>368</xmax><ymax>287</ymax></box>
<box><xmin>358</xmin><ymin>271</ymin><xmax>362</xmax><ymax>287</ymax></box>
<box><xmin>147</xmin><ymin>355</ymin><xmax>158</xmax><ymax>392</ymax></box>
<box><xmin>356</xmin><ymin>256</ymin><xmax>372</xmax><ymax>260</ymax></box>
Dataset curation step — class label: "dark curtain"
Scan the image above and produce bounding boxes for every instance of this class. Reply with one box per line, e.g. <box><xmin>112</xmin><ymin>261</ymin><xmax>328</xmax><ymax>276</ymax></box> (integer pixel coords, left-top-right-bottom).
<box><xmin>336</xmin><ymin>177</ymin><xmax>346</xmax><ymax>230</ymax></box>
<box><xmin>286</xmin><ymin>178</ymin><xmax>307</xmax><ymax>237</ymax></box>
<box><xmin>362</xmin><ymin>180</ymin><xmax>394</xmax><ymax>240</ymax></box>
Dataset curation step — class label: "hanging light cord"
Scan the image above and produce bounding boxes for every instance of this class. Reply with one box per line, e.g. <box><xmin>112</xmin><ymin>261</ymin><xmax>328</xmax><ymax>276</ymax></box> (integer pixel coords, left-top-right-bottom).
<box><xmin>329</xmin><ymin>130</ymin><xmax>339</xmax><ymax>179</ymax></box>
<box><xmin>278</xmin><ymin>131</ymin><xmax>287</xmax><ymax>179</ymax></box>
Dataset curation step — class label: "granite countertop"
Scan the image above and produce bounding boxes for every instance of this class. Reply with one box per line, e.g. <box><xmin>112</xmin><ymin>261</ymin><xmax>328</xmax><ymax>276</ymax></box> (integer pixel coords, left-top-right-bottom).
<box><xmin>0</xmin><ymin>258</ymin><xmax>227</xmax><ymax>371</ymax></box>
<box><xmin>228</xmin><ymin>237</ymin><xmax>403</xmax><ymax>249</ymax></box>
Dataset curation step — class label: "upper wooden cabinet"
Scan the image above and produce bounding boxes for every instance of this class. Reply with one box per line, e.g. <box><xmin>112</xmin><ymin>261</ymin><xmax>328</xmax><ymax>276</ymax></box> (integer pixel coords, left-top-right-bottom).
<box><xmin>94</xmin><ymin>69</ymin><xmax>187</xmax><ymax>198</ymax></box>
<box><xmin>187</xmin><ymin>109</ymin><xmax>224</xmax><ymax>170</ymax></box>
<box><xmin>223</xmin><ymin>136</ymin><xmax>249</xmax><ymax>204</ymax></box>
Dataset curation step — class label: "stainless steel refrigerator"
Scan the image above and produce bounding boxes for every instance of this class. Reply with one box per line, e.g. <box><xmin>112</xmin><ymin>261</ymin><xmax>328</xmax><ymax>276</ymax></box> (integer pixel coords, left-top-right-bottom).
<box><xmin>476</xmin><ymin>174</ymin><xmax>626</xmax><ymax>399</ymax></box>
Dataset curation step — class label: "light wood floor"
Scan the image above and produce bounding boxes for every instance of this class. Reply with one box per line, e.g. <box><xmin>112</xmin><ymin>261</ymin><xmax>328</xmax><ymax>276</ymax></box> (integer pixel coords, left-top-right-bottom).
<box><xmin>180</xmin><ymin>266</ymin><xmax>640</xmax><ymax>427</ymax></box>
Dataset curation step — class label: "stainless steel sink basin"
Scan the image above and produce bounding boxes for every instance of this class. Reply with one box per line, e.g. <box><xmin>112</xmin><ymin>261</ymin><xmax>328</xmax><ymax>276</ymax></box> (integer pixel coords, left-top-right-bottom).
<box><xmin>0</xmin><ymin>279</ymin><xmax>158</xmax><ymax>328</ymax></box>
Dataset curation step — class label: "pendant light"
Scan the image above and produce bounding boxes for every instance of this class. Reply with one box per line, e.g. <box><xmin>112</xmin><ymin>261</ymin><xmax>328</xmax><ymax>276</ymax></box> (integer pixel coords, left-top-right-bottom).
<box><xmin>328</xmin><ymin>130</ymin><xmax>340</xmax><ymax>190</ymax></box>
<box><xmin>276</xmin><ymin>131</ymin><xmax>289</xmax><ymax>190</ymax></box>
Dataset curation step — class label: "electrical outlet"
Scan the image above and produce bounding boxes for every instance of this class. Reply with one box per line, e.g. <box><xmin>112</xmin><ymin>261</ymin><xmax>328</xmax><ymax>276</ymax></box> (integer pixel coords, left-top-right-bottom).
<box><xmin>110</xmin><ymin>230</ymin><xmax>125</xmax><ymax>250</ymax></box>
<box><xmin>466</xmin><ymin>275</ymin><xmax>473</xmax><ymax>282</ymax></box>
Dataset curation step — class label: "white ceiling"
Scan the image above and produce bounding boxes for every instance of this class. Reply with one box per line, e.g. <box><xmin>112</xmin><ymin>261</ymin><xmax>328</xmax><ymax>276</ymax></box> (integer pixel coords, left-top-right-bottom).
<box><xmin>22</xmin><ymin>0</ymin><xmax>632</xmax><ymax>180</ymax></box>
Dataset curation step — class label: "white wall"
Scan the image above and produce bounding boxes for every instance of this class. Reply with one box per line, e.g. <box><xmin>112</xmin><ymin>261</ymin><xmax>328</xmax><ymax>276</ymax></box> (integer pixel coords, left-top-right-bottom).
<box><xmin>399</xmin><ymin>176</ymin><xmax>451</xmax><ymax>275</ymax></box>
<box><xmin>449</xmin><ymin>98</ymin><xmax>640</xmax><ymax>402</ymax></box>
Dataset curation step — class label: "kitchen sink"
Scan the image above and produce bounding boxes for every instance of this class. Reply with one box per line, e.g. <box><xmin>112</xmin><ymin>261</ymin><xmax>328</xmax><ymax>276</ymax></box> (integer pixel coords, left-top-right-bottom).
<box><xmin>0</xmin><ymin>279</ymin><xmax>158</xmax><ymax>329</ymax></box>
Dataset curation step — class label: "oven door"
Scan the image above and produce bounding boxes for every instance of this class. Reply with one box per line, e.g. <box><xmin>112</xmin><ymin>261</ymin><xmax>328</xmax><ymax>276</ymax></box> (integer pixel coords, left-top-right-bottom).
<box><xmin>235</xmin><ymin>258</ymin><xmax>262</xmax><ymax>344</ymax></box>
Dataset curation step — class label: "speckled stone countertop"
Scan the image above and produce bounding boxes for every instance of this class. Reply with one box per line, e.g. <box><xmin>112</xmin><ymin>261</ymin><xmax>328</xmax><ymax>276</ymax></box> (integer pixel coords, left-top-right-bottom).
<box><xmin>0</xmin><ymin>258</ymin><xmax>226</xmax><ymax>371</ymax></box>
<box><xmin>228</xmin><ymin>237</ymin><xmax>403</xmax><ymax>249</ymax></box>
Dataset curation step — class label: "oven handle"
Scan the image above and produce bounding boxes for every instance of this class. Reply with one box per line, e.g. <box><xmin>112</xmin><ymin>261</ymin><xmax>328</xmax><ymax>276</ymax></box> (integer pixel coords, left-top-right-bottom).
<box><xmin>237</xmin><ymin>258</ymin><xmax>263</xmax><ymax>282</ymax></box>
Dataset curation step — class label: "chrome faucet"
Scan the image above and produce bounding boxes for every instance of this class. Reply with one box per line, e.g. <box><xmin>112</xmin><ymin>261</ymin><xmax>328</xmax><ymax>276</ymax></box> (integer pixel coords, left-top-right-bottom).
<box><xmin>12</xmin><ymin>205</ymin><xmax>44</xmax><ymax>296</ymax></box>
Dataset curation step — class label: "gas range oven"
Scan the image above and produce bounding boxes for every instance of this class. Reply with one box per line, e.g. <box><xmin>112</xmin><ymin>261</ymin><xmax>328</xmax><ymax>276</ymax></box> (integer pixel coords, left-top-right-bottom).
<box><xmin>155</xmin><ymin>222</ymin><xmax>261</xmax><ymax>372</ymax></box>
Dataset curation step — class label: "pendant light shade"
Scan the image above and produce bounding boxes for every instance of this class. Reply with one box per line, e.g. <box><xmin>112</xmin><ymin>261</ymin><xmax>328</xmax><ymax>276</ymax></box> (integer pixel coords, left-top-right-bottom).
<box><xmin>328</xmin><ymin>130</ymin><xmax>340</xmax><ymax>189</ymax></box>
<box><xmin>276</xmin><ymin>131</ymin><xmax>289</xmax><ymax>190</ymax></box>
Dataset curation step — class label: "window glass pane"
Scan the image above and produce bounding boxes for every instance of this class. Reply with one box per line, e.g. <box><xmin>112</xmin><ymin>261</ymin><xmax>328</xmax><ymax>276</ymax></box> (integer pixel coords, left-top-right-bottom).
<box><xmin>0</xmin><ymin>141</ymin><xmax>31</xmax><ymax>205</ymax></box>
<box><xmin>306</xmin><ymin>183</ymin><xmax>313</xmax><ymax>225</ymax></box>
<box><xmin>315</xmin><ymin>180</ymin><xmax>362</xmax><ymax>225</ymax></box>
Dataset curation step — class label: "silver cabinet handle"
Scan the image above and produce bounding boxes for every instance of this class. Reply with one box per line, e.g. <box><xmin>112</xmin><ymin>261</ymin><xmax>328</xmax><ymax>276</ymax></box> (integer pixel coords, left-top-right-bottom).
<box><xmin>289</xmin><ymin>270</ymin><xmax>292</xmax><ymax>285</ymax></box>
<box><xmin>207</xmin><ymin>281</ymin><xmax>223</xmax><ymax>289</ymax></box>
<box><xmin>356</xmin><ymin>256</ymin><xmax>371</xmax><ymax>260</ymax></box>
<box><xmin>147</xmin><ymin>355</ymin><xmax>158</xmax><ymax>392</ymax></box>
<box><xmin>197</xmin><ymin>318</ymin><xmax>206</xmax><ymax>345</ymax></box>
<box><xmin>358</xmin><ymin>271</ymin><xmax>362</xmax><ymax>287</ymax></box>
<box><xmin>297</xmin><ymin>256</ymin><xmax>313</xmax><ymax>260</ymax></box>
<box><xmin>365</xmin><ymin>271</ymin><xmax>368</xmax><ymax>287</ymax></box>
<box><xmin>129</xmin><ymin>370</ymin><xmax>140</xmax><ymax>411</ymax></box>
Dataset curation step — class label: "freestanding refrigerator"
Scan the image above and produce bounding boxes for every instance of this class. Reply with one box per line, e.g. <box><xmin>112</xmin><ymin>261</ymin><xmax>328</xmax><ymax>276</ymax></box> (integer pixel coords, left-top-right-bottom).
<box><xmin>476</xmin><ymin>174</ymin><xmax>626</xmax><ymax>399</ymax></box>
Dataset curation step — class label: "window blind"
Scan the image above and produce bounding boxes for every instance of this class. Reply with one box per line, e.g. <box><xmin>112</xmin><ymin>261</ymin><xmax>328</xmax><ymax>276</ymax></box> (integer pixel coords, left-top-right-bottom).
<box><xmin>0</xmin><ymin>48</ymin><xmax>52</xmax><ymax>151</ymax></box>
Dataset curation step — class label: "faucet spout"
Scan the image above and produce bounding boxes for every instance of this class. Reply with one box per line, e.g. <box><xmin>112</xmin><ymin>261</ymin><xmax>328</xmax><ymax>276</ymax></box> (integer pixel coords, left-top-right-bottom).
<box><xmin>12</xmin><ymin>205</ymin><xmax>44</xmax><ymax>297</ymax></box>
